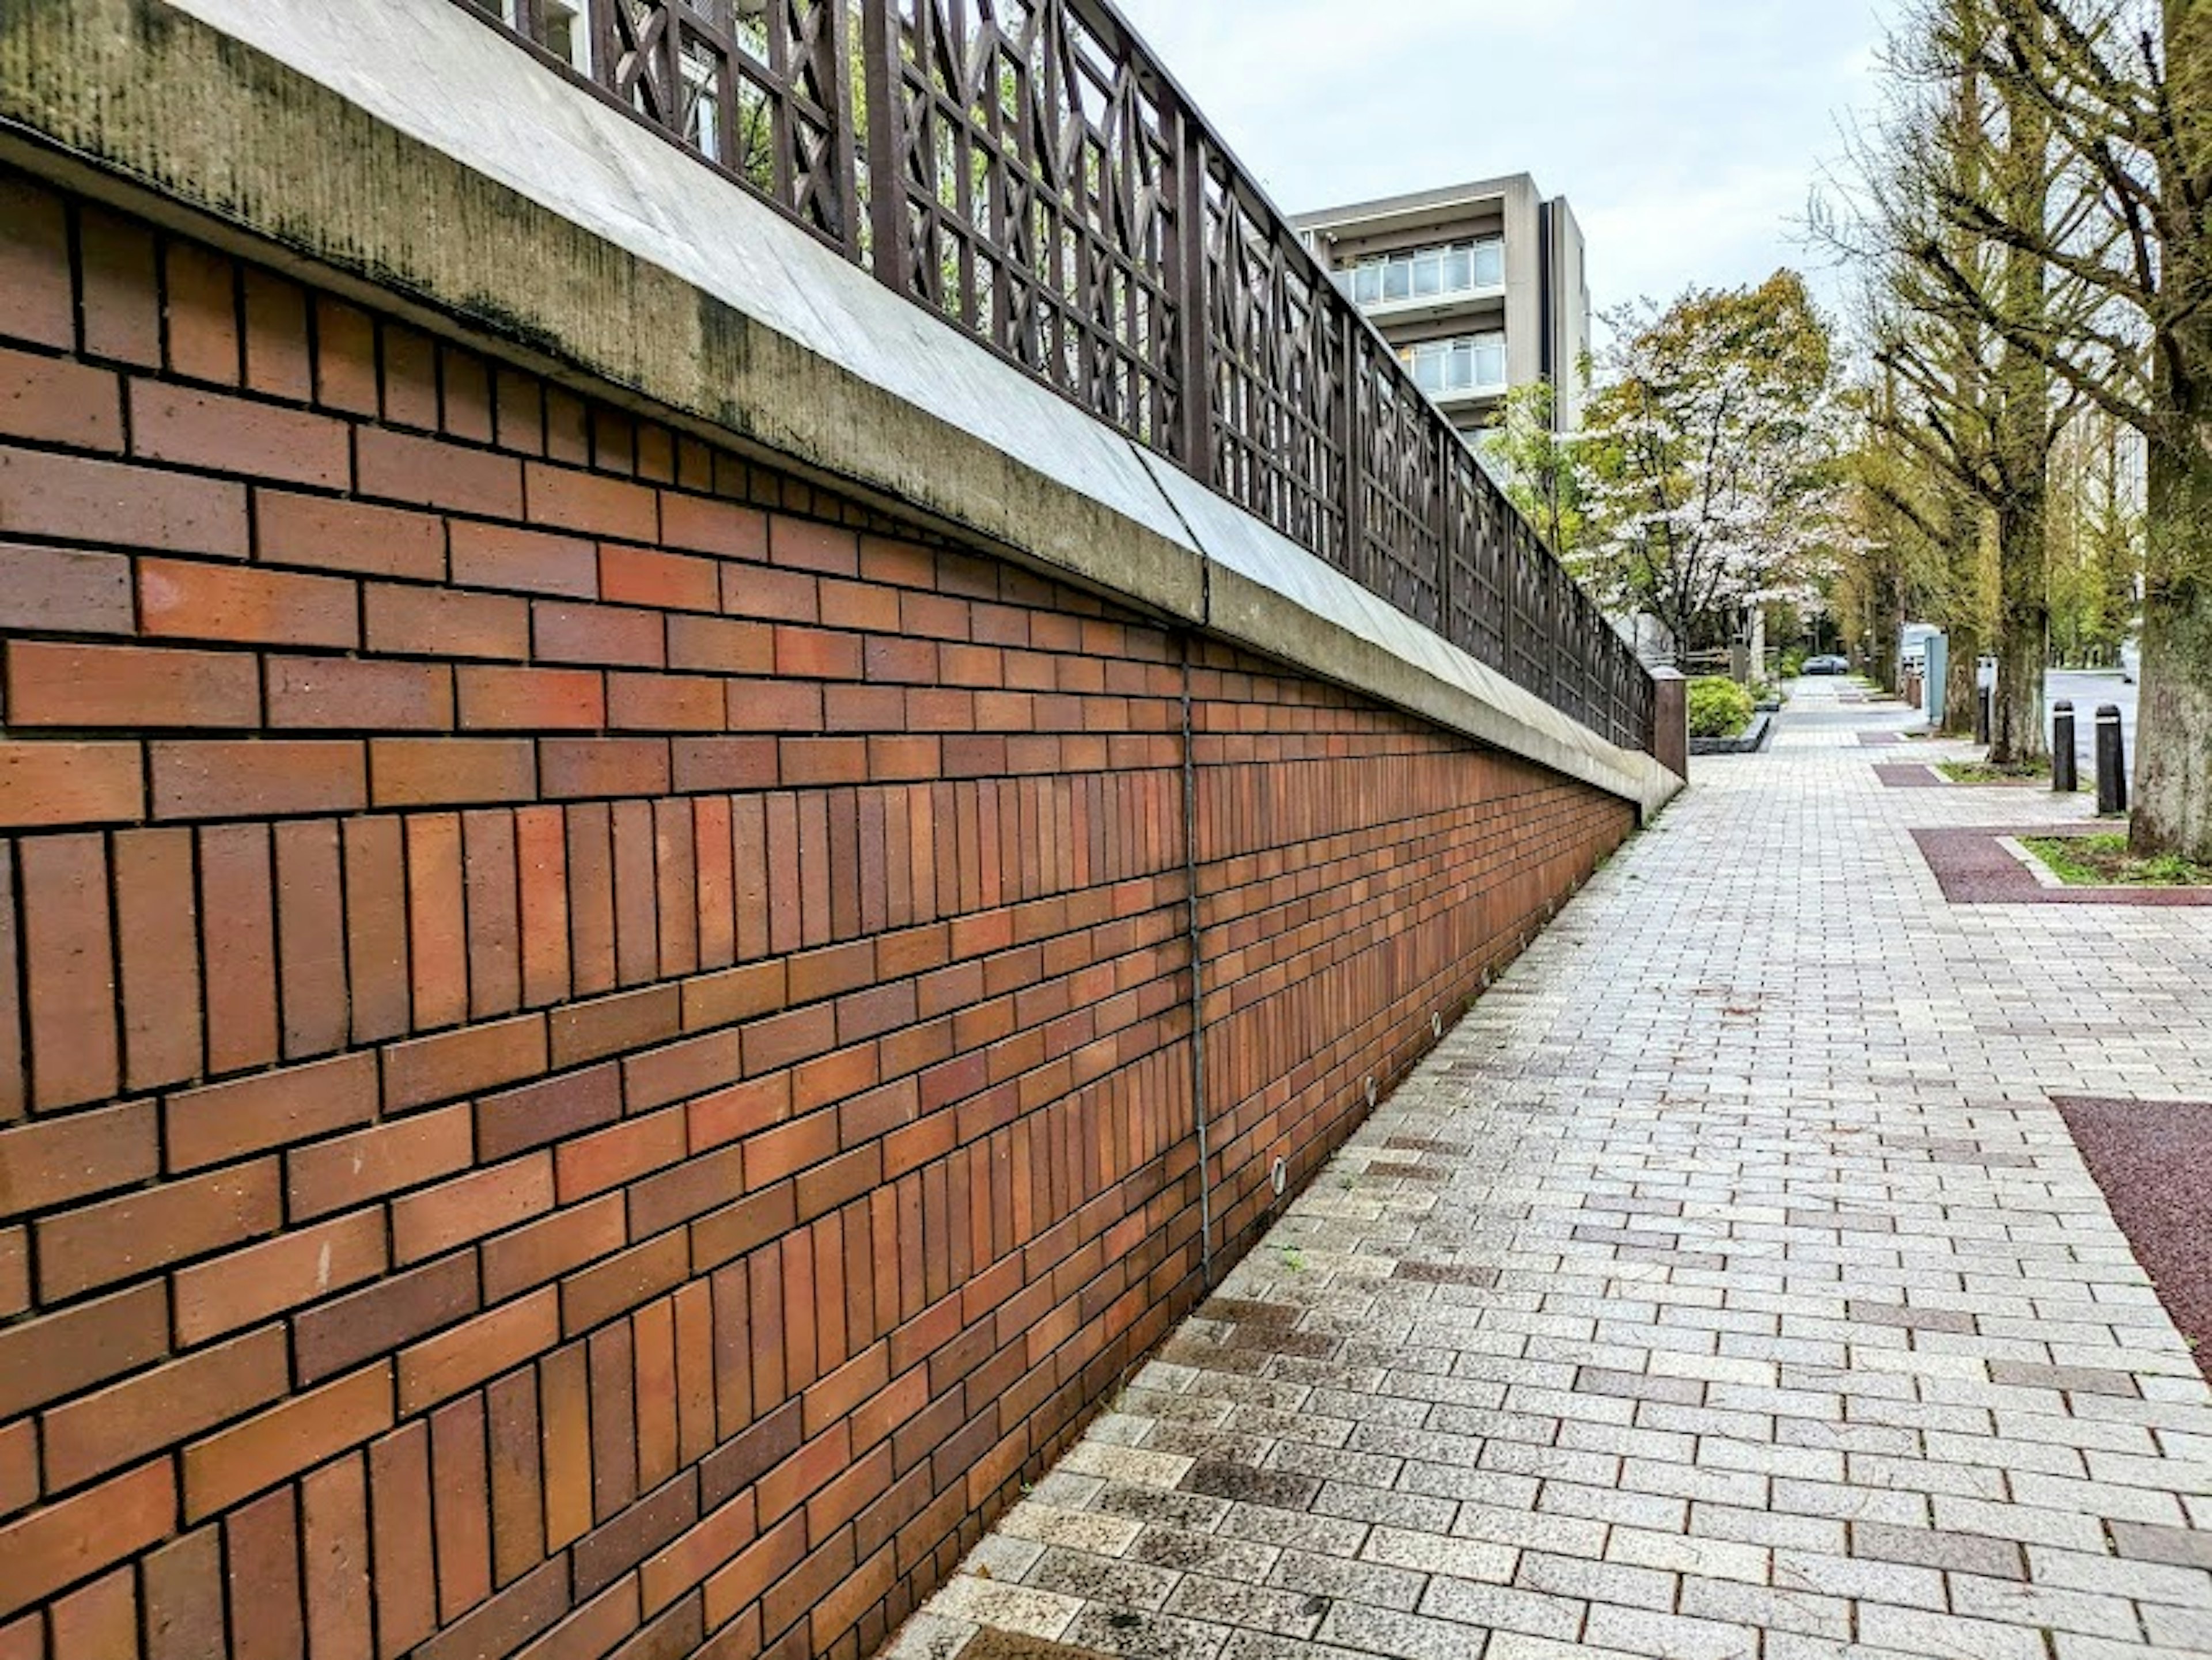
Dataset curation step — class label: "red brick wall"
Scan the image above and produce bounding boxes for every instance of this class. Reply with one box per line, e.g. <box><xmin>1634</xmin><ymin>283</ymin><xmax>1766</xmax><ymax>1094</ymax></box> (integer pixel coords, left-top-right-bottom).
<box><xmin>0</xmin><ymin>169</ymin><xmax>1633</xmax><ymax>1660</ymax></box>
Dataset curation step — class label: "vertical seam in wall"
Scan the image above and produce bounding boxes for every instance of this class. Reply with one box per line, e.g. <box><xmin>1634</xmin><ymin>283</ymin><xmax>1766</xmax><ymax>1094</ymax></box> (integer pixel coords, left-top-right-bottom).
<box><xmin>1178</xmin><ymin>631</ymin><xmax>1213</xmax><ymax>1290</ymax></box>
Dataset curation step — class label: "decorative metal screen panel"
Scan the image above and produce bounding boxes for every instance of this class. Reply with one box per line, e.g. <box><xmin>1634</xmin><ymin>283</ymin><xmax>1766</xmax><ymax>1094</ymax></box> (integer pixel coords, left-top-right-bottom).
<box><xmin>1199</xmin><ymin>157</ymin><xmax>1346</xmax><ymax>564</ymax></box>
<box><xmin>1444</xmin><ymin>451</ymin><xmax>1509</xmax><ymax>676</ymax></box>
<box><xmin>1354</xmin><ymin>336</ymin><xmax>1444</xmax><ymax>633</ymax></box>
<box><xmin>871</xmin><ymin>0</ymin><xmax>1180</xmax><ymax>449</ymax></box>
<box><xmin>453</xmin><ymin>0</ymin><xmax>1659</xmax><ymax>757</ymax></box>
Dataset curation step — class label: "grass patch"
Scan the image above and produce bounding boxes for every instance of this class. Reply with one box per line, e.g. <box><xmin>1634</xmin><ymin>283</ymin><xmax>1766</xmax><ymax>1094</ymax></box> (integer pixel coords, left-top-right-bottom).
<box><xmin>1937</xmin><ymin>759</ymin><xmax>2062</xmax><ymax>786</ymax></box>
<box><xmin>2021</xmin><ymin>832</ymin><xmax>2212</xmax><ymax>888</ymax></box>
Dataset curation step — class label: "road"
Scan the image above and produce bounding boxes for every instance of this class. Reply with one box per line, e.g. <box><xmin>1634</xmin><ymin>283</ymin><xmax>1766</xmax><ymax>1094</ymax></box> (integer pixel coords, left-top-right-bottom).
<box><xmin>2045</xmin><ymin>668</ymin><xmax>2137</xmax><ymax>774</ymax></box>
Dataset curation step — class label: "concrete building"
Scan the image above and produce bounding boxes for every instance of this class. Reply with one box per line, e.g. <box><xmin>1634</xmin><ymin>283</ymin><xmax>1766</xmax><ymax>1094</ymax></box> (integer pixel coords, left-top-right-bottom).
<box><xmin>1293</xmin><ymin>173</ymin><xmax>1592</xmax><ymax>441</ymax></box>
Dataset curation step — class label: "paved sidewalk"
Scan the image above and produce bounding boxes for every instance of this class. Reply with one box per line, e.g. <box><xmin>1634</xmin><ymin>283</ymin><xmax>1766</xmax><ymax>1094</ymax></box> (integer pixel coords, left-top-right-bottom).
<box><xmin>896</xmin><ymin>681</ymin><xmax>2212</xmax><ymax>1660</ymax></box>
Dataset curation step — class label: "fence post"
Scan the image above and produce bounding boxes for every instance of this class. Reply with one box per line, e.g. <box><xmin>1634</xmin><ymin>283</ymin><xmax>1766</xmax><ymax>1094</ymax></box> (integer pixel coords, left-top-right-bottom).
<box><xmin>1336</xmin><ymin>312</ymin><xmax>1366</xmax><ymax>582</ymax></box>
<box><xmin>1171</xmin><ymin>101</ymin><xmax>1212</xmax><ymax>480</ymax></box>
<box><xmin>2052</xmin><ymin>701</ymin><xmax>2077</xmax><ymax>794</ymax></box>
<box><xmin>860</xmin><ymin>0</ymin><xmax>905</xmax><ymax>297</ymax></box>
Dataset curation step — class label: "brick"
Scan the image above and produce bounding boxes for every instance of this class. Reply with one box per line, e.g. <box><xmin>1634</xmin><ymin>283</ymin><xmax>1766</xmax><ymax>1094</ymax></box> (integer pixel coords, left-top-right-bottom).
<box><xmin>560</xmin><ymin>1232</ymin><xmax>691</xmax><ymax>1338</ymax></box>
<box><xmin>476</xmin><ymin>1063</ymin><xmax>623</xmax><ymax>1161</ymax></box>
<box><xmin>38</xmin><ymin>1161</ymin><xmax>280</xmax><ymax>1301</ymax></box>
<box><xmin>369</xmin><ymin>1423</ymin><xmax>438</xmax><ymax>1657</ymax></box>
<box><xmin>294</xmin><ymin>1252</ymin><xmax>480</xmax><ymax>1385</ymax></box>
<box><xmin>152</xmin><ymin>738</ymin><xmax>367</xmax><ymax>817</ymax></box>
<box><xmin>771</xmin><ymin>518</ymin><xmax>859</xmax><ymax>576</ymax></box>
<box><xmin>406</xmin><ymin>812</ymin><xmax>465</xmax><ymax>1029</ymax></box>
<box><xmin>0</xmin><ymin>1230</ymin><xmax>21</xmax><ymax>1318</ymax></box>
<box><xmin>165</xmin><ymin>1052</ymin><xmax>374</xmax><ymax>1170</ymax></box>
<box><xmin>199</xmin><ymin>823</ymin><xmax>278</xmax><ymax>1072</ymax></box>
<box><xmin>343</xmin><ymin>818</ymin><xmax>411</xmax><ymax>1043</ymax></box>
<box><xmin>0</xmin><ymin>1282</ymin><xmax>167</xmax><ymax>1420</ymax></box>
<box><xmin>173</xmin><ymin>1211</ymin><xmax>388</xmax><ymax>1344</ymax></box>
<box><xmin>18</xmin><ymin>833</ymin><xmax>119</xmax><ymax>1107</ymax></box>
<box><xmin>540</xmin><ymin>738</ymin><xmax>672</xmax><ymax>801</ymax></box>
<box><xmin>398</xmin><ymin>1287</ymin><xmax>562</xmax><ymax>1413</ymax></box>
<box><xmin>430</xmin><ymin>1394</ymin><xmax>493</xmax><ymax>1614</ymax></box>
<box><xmin>535</xmin><ymin>600</ymin><xmax>666</xmax><ymax>668</ymax></box>
<box><xmin>268</xmin><ymin>655</ymin><xmax>454</xmax><ymax>730</ymax></box>
<box><xmin>164</xmin><ymin>244</ymin><xmax>240</xmax><ymax>384</ymax></box>
<box><xmin>357</xmin><ymin>425</ymin><xmax>522</xmax><ymax>517</ymax></box>
<box><xmin>77</xmin><ymin>209</ymin><xmax>161</xmax><ymax>368</ymax></box>
<box><xmin>0</xmin><ymin>1460</ymin><xmax>175</xmax><ymax>1621</ymax></box>
<box><xmin>143</xmin><ymin>1527</ymin><xmax>226</xmax><ymax>1660</ymax></box>
<box><xmin>0</xmin><ymin>344</ymin><xmax>122</xmax><ymax>449</ymax></box>
<box><xmin>0</xmin><ymin>175</ymin><xmax>73</xmax><ymax>347</ymax></box>
<box><xmin>0</xmin><ymin>543</ymin><xmax>134</xmax><ymax>634</ymax></box>
<box><xmin>486</xmin><ymin>1370</ymin><xmax>545</xmax><ymax>1585</ymax></box>
<box><xmin>130</xmin><ymin>382</ymin><xmax>350</xmax><ymax>488</ymax></box>
<box><xmin>458</xmin><ymin>665</ymin><xmax>606</xmax><ymax>730</ymax></box>
<box><xmin>183</xmin><ymin>1363</ymin><xmax>393</xmax><ymax>1522</ymax></box>
<box><xmin>660</xmin><ymin>492</ymin><xmax>766</xmax><ymax>559</ymax></box>
<box><xmin>0</xmin><ymin>1099</ymin><xmax>157</xmax><ymax>1215</ymax></box>
<box><xmin>51</xmin><ymin>1566</ymin><xmax>138</xmax><ymax>1660</ymax></box>
<box><xmin>241</xmin><ymin>269</ymin><xmax>313</xmax><ymax>401</ymax></box>
<box><xmin>550</xmin><ymin>986</ymin><xmax>681</xmax><ymax>1070</ymax></box>
<box><xmin>554</xmin><ymin>1108</ymin><xmax>688</xmax><ymax>1202</ymax></box>
<box><xmin>365</xmin><ymin>582</ymin><xmax>530</xmax><ymax>660</ymax></box>
<box><xmin>288</xmin><ymin>1105</ymin><xmax>473</xmax><ymax>1219</ymax></box>
<box><xmin>609</xmin><ymin>672</ymin><xmax>725</xmax><ymax>732</ymax></box>
<box><xmin>601</xmin><ymin>544</ymin><xmax>718</xmax><ymax>611</ymax></box>
<box><xmin>482</xmin><ymin>1196</ymin><xmax>627</xmax><ymax>1303</ymax></box>
<box><xmin>111</xmin><ymin>829</ymin><xmax>199</xmax><ymax>1088</ymax></box>
<box><xmin>313</xmin><ymin>297</ymin><xmax>380</xmax><ymax>416</ymax></box>
<box><xmin>671</xmin><ymin>736</ymin><xmax>779</xmax><ymax>793</ymax></box>
<box><xmin>381</xmin><ymin>325</ymin><xmax>441</xmax><ymax>431</ymax></box>
<box><xmin>301</xmin><ymin>1457</ymin><xmax>373</xmax><ymax>1660</ymax></box>
<box><xmin>140</xmin><ymin>557</ymin><xmax>356</xmax><ymax>646</ymax></box>
<box><xmin>370</xmin><ymin>736</ymin><xmax>537</xmax><ymax>806</ymax></box>
<box><xmin>0</xmin><ymin>444</ymin><xmax>244</xmax><ymax>562</ymax></box>
<box><xmin>0</xmin><ymin>742</ymin><xmax>142</xmax><ymax>828</ymax></box>
<box><xmin>9</xmin><ymin>640</ymin><xmax>257</xmax><ymax>728</ymax></box>
<box><xmin>667</xmin><ymin>614</ymin><xmax>775</xmax><ymax>675</ymax></box>
<box><xmin>450</xmin><ymin>520</ymin><xmax>599</xmax><ymax>598</ymax></box>
<box><xmin>382</xmin><ymin>1014</ymin><xmax>550</xmax><ymax>1112</ymax></box>
<box><xmin>527</xmin><ymin>462</ymin><xmax>658</xmax><ymax>541</ymax></box>
<box><xmin>256</xmin><ymin>489</ymin><xmax>445</xmax><ymax>581</ymax></box>
<box><xmin>279</xmin><ymin>820</ymin><xmax>348</xmax><ymax>1060</ymax></box>
<box><xmin>392</xmin><ymin>1154</ymin><xmax>556</xmax><ymax>1264</ymax></box>
<box><xmin>40</xmin><ymin>1327</ymin><xmax>288</xmax><ymax>1491</ymax></box>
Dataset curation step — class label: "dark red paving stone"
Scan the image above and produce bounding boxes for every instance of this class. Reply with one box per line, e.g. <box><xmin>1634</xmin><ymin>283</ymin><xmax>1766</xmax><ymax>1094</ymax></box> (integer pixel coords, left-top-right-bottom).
<box><xmin>1988</xmin><ymin>1359</ymin><xmax>2142</xmax><ymax>1397</ymax></box>
<box><xmin>1875</xmin><ymin>764</ymin><xmax>1946</xmax><ymax>788</ymax></box>
<box><xmin>2051</xmin><ymin>1096</ymin><xmax>2212</xmax><ymax>1382</ymax></box>
<box><xmin>1847</xmin><ymin>1301</ymin><xmax>1978</xmax><ymax>1336</ymax></box>
<box><xmin>962</xmin><ymin>1631</ymin><xmax>1115</xmax><ymax>1660</ymax></box>
<box><xmin>1912</xmin><ymin>827</ymin><xmax>2212</xmax><ymax>907</ymax></box>
<box><xmin>1858</xmin><ymin>731</ymin><xmax>1927</xmax><ymax>746</ymax></box>
<box><xmin>1361</xmin><ymin>1162</ymin><xmax>1446</xmax><ymax>1183</ymax></box>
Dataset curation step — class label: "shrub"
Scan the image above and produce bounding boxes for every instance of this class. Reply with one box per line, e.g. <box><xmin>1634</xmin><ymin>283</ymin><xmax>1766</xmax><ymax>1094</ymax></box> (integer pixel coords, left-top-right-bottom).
<box><xmin>1687</xmin><ymin>676</ymin><xmax>1756</xmax><ymax>738</ymax></box>
<box><xmin>1779</xmin><ymin>647</ymin><xmax>1808</xmax><ymax>679</ymax></box>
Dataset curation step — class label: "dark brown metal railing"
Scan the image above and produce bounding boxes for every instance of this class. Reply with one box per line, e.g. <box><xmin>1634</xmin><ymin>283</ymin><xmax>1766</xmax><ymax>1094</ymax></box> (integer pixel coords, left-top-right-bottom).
<box><xmin>458</xmin><ymin>0</ymin><xmax>1657</xmax><ymax>755</ymax></box>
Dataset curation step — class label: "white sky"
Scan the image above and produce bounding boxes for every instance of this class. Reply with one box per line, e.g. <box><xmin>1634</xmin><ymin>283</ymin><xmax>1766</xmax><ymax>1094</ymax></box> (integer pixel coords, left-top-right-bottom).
<box><xmin>1112</xmin><ymin>0</ymin><xmax>1904</xmax><ymax>325</ymax></box>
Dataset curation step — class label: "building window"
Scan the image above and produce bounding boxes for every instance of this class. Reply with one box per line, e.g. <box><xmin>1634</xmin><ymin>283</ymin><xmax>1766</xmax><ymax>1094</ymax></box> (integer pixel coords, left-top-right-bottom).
<box><xmin>1349</xmin><ymin>238</ymin><xmax>1503</xmax><ymax>306</ymax></box>
<box><xmin>1400</xmin><ymin>334</ymin><xmax>1507</xmax><ymax>396</ymax></box>
<box><xmin>487</xmin><ymin>0</ymin><xmax>593</xmax><ymax>75</ymax></box>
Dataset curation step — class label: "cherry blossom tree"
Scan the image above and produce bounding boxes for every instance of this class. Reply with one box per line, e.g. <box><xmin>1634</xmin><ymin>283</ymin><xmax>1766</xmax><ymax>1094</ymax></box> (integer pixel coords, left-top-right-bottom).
<box><xmin>1572</xmin><ymin>274</ymin><xmax>1854</xmax><ymax>672</ymax></box>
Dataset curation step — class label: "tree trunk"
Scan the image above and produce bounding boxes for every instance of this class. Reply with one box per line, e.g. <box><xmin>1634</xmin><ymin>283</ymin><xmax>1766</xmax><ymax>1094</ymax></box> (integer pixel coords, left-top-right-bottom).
<box><xmin>2130</xmin><ymin>415</ymin><xmax>2212</xmax><ymax>859</ymax></box>
<box><xmin>1941</xmin><ymin>492</ymin><xmax>1983</xmax><ymax>737</ymax></box>
<box><xmin>1988</xmin><ymin>493</ymin><xmax>2050</xmax><ymax>766</ymax></box>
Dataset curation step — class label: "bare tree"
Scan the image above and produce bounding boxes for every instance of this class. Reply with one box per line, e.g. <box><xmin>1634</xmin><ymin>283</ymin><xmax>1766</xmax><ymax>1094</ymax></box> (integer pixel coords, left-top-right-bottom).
<box><xmin>1914</xmin><ymin>0</ymin><xmax>2212</xmax><ymax>853</ymax></box>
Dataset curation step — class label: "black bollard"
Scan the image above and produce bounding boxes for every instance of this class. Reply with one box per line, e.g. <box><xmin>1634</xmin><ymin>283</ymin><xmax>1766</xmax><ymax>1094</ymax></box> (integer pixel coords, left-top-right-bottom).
<box><xmin>2096</xmin><ymin>704</ymin><xmax>2128</xmax><ymax>815</ymax></box>
<box><xmin>1976</xmin><ymin>683</ymin><xmax>1992</xmax><ymax>744</ymax></box>
<box><xmin>2052</xmin><ymin>702</ymin><xmax>2077</xmax><ymax>793</ymax></box>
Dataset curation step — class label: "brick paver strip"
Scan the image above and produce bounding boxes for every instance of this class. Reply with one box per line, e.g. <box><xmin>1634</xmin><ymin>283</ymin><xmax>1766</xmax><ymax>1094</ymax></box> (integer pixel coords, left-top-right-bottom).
<box><xmin>894</xmin><ymin>683</ymin><xmax>2212</xmax><ymax>1660</ymax></box>
<box><xmin>1915</xmin><ymin>824</ymin><xmax>2212</xmax><ymax>905</ymax></box>
<box><xmin>2053</xmin><ymin>1096</ymin><xmax>2212</xmax><ymax>1379</ymax></box>
<box><xmin>1874</xmin><ymin>763</ymin><xmax>1948</xmax><ymax>788</ymax></box>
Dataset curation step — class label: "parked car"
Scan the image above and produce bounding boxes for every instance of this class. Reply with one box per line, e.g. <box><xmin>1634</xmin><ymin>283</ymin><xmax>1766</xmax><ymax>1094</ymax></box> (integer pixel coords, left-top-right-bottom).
<box><xmin>1802</xmin><ymin>654</ymin><xmax>1849</xmax><ymax>676</ymax></box>
<box><xmin>2121</xmin><ymin>636</ymin><xmax>2141</xmax><ymax>683</ymax></box>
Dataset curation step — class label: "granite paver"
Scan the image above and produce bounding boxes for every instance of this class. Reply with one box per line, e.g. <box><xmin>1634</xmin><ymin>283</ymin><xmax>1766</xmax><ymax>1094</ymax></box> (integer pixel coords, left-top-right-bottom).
<box><xmin>895</xmin><ymin>680</ymin><xmax>2212</xmax><ymax>1658</ymax></box>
